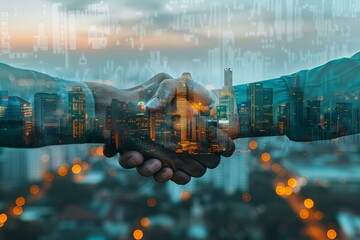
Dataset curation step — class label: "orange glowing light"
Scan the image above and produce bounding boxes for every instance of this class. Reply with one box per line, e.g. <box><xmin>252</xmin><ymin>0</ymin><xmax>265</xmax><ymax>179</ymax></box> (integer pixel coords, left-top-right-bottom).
<box><xmin>261</xmin><ymin>152</ymin><xmax>271</xmax><ymax>162</ymax></box>
<box><xmin>13</xmin><ymin>206</ymin><xmax>23</xmax><ymax>216</ymax></box>
<box><xmin>30</xmin><ymin>185</ymin><xmax>40</xmax><ymax>195</ymax></box>
<box><xmin>304</xmin><ymin>198</ymin><xmax>314</xmax><ymax>209</ymax></box>
<box><xmin>58</xmin><ymin>166</ymin><xmax>68</xmax><ymax>177</ymax></box>
<box><xmin>284</xmin><ymin>187</ymin><xmax>293</xmax><ymax>196</ymax></box>
<box><xmin>327</xmin><ymin>229</ymin><xmax>337</xmax><ymax>239</ymax></box>
<box><xmin>90</xmin><ymin>147</ymin><xmax>97</xmax><ymax>156</ymax></box>
<box><xmin>299</xmin><ymin>209</ymin><xmax>309</xmax><ymax>219</ymax></box>
<box><xmin>15</xmin><ymin>197</ymin><xmax>25</xmax><ymax>207</ymax></box>
<box><xmin>72</xmin><ymin>164</ymin><xmax>82</xmax><ymax>174</ymax></box>
<box><xmin>248</xmin><ymin>140</ymin><xmax>258</xmax><ymax>150</ymax></box>
<box><xmin>44</xmin><ymin>172</ymin><xmax>55</xmax><ymax>182</ymax></box>
<box><xmin>287</xmin><ymin>178</ymin><xmax>297</xmax><ymax>188</ymax></box>
<box><xmin>140</xmin><ymin>217</ymin><xmax>150</xmax><ymax>227</ymax></box>
<box><xmin>181</xmin><ymin>191</ymin><xmax>192</xmax><ymax>201</ymax></box>
<box><xmin>0</xmin><ymin>222</ymin><xmax>3</xmax><ymax>228</ymax></box>
<box><xmin>147</xmin><ymin>198</ymin><xmax>157</xmax><ymax>207</ymax></box>
<box><xmin>242</xmin><ymin>192</ymin><xmax>251</xmax><ymax>202</ymax></box>
<box><xmin>96</xmin><ymin>146</ymin><xmax>104</xmax><ymax>156</ymax></box>
<box><xmin>133</xmin><ymin>229</ymin><xmax>144</xmax><ymax>240</ymax></box>
<box><xmin>276</xmin><ymin>185</ymin><xmax>285</xmax><ymax>196</ymax></box>
<box><xmin>0</xmin><ymin>213</ymin><xmax>7</xmax><ymax>223</ymax></box>
<box><xmin>271</xmin><ymin>163</ymin><xmax>281</xmax><ymax>173</ymax></box>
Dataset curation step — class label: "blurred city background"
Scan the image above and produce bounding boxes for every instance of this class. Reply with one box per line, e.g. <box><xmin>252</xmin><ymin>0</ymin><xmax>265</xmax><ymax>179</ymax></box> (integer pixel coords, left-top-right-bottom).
<box><xmin>1</xmin><ymin>0</ymin><xmax>360</xmax><ymax>239</ymax></box>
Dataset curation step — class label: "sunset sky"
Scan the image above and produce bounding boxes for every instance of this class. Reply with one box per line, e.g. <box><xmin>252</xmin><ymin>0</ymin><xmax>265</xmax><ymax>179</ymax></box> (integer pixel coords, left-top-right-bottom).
<box><xmin>1</xmin><ymin>0</ymin><xmax>360</xmax><ymax>87</ymax></box>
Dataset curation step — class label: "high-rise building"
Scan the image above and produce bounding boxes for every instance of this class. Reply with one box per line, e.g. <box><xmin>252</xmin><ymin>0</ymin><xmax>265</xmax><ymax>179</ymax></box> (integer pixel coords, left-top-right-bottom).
<box><xmin>263</xmin><ymin>88</ymin><xmax>274</xmax><ymax>134</ymax></box>
<box><xmin>34</xmin><ymin>93</ymin><xmax>60</xmax><ymax>136</ymax></box>
<box><xmin>68</xmin><ymin>86</ymin><xmax>86</xmax><ymax>140</ymax></box>
<box><xmin>250</xmin><ymin>83</ymin><xmax>264</xmax><ymax>133</ymax></box>
<box><xmin>219</xmin><ymin>68</ymin><xmax>237</xmax><ymax>137</ymax></box>
<box><xmin>289</xmin><ymin>77</ymin><xmax>305</xmax><ymax>140</ymax></box>
<box><xmin>305</xmin><ymin>100</ymin><xmax>321</xmax><ymax>139</ymax></box>
<box><xmin>277</xmin><ymin>104</ymin><xmax>289</xmax><ymax>136</ymax></box>
<box><xmin>333</xmin><ymin>102</ymin><xmax>353</xmax><ymax>136</ymax></box>
<box><xmin>176</xmin><ymin>72</ymin><xmax>192</xmax><ymax>143</ymax></box>
<box><xmin>239</xmin><ymin>102</ymin><xmax>251</xmax><ymax>137</ymax></box>
<box><xmin>2</xmin><ymin>96</ymin><xmax>33</xmax><ymax>146</ymax></box>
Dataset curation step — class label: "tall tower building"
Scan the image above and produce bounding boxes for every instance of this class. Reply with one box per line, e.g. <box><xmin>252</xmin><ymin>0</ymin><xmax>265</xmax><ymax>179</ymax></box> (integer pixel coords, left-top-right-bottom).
<box><xmin>176</xmin><ymin>72</ymin><xmax>192</xmax><ymax>143</ymax></box>
<box><xmin>34</xmin><ymin>93</ymin><xmax>60</xmax><ymax>136</ymax></box>
<box><xmin>219</xmin><ymin>68</ymin><xmax>238</xmax><ymax>138</ymax></box>
<box><xmin>68</xmin><ymin>86</ymin><xmax>86</xmax><ymax>140</ymax></box>
<box><xmin>250</xmin><ymin>83</ymin><xmax>264</xmax><ymax>133</ymax></box>
<box><xmin>289</xmin><ymin>77</ymin><xmax>305</xmax><ymax>140</ymax></box>
<box><xmin>263</xmin><ymin>88</ymin><xmax>274</xmax><ymax>134</ymax></box>
<box><xmin>4</xmin><ymin>96</ymin><xmax>33</xmax><ymax>146</ymax></box>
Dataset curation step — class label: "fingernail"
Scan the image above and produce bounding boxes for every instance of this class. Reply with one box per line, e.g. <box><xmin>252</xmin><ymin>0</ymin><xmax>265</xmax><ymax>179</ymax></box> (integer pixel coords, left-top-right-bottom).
<box><xmin>146</xmin><ymin>97</ymin><xmax>161</xmax><ymax>109</ymax></box>
<box><xmin>127</xmin><ymin>157</ymin><xmax>139</xmax><ymax>166</ymax></box>
<box><xmin>150</xmin><ymin>160</ymin><xmax>161</xmax><ymax>172</ymax></box>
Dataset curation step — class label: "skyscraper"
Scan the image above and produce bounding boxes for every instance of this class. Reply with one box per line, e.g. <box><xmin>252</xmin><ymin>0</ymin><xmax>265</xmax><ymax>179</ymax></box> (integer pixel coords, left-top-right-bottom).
<box><xmin>176</xmin><ymin>72</ymin><xmax>192</xmax><ymax>143</ymax></box>
<box><xmin>250</xmin><ymin>83</ymin><xmax>264</xmax><ymax>133</ymax></box>
<box><xmin>263</xmin><ymin>88</ymin><xmax>274</xmax><ymax>134</ymax></box>
<box><xmin>333</xmin><ymin>102</ymin><xmax>352</xmax><ymax>136</ymax></box>
<box><xmin>34</xmin><ymin>93</ymin><xmax>60</xmax><ymax>136</ymax></box>
<box><xmin>305</xmin><ymin>100</ymin><xmax>321</xmax><ymax>139</ymax></box>
<box><xmin>68</xmin><ymin>86</ymin><xmax>86</xmax><ymax>140</ymax></box>
<box><xmin>289</xmin><ymin>77</ymin><xmax>305</xmax><ymax>140</ymax></box>
<box><xmin>3</xmin><ymin>96</ymin><xmax>33</xmax><ymax>146</ymax></box>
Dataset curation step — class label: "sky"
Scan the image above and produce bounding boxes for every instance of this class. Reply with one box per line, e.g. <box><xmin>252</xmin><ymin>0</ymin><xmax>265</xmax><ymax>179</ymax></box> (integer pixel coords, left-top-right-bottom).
<box><xmin>1</xmin><ymin>0</ymin><xmax>360</xmax><ymax>88</ymax></box>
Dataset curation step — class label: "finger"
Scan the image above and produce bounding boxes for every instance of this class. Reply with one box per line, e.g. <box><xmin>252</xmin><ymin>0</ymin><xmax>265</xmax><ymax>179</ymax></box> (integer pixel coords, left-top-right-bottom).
<box><xmin>187</xmin><ymin>80</ymin><xmax>217</xmax><ymax>110</ymax></box>
<box><xmin>146</xmin><ymin>79</ymin><xmax>176</xmax><ymax>110</ymax></box>
<box><xmin>154</xmin><ymin>167</ymin><xmax>174</xmax><ymax>183</ymax></box>
<box><xmin>118</xmin><ymin>151</ymin><xmax>144</xmax><ymax>169</ymax></box>
<box><xmin>103</xmin><ymin>144</ymin><xmax>117</xmax><ymax>158</ymax></box>
<box><xmin>175</xmin><ymin>155</ymin><xmax>207</xmax><ymax>178</ymax></box>
<box><xmin>207</xmin><ymin>126</ymin><xmax>235</xmax><ymax>157</ymax></box>
<box><xmin>136</xmin><ymin>159</ymin><xmax>162</xmax><ymax>177</ymax></box>
<box><xmin>192</xmin><ymin>154</ymin><xmax>220</xmax><ymax>169</ymax></box>
<box><xmin>171</xmin><ymin>170</ymin><xmax>191</xmax><ymax>185</ymax></box>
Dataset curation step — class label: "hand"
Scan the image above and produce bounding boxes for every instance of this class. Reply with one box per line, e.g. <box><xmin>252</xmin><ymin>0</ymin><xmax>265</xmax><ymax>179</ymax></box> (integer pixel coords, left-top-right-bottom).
<box><xmin>103</xmin><ymin>73</ymin><xmax>236</xmax><ymax>184</ymax></box>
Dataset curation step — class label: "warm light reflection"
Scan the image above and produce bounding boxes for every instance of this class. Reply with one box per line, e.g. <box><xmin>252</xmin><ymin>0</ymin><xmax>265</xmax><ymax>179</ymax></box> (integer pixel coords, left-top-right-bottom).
<box><xmin>15</xmin><ymin>197</ymin><xmax>25</xmax><ymax>207</ymax></box>
<box><xmin>248</xmin><ymin>140</ymin><xmax>258</xmax><ymax>150</ymax></box>
<box><xmin>30</xmin><ymin>185</ymin><xmax>40</xmax><ymax>195</ymax></box>
<box><xmin>276</xmin><ymin>185</ymin><xmax>285</xmax><ymax>196</ymax></box>
<box><xmin>71</xmin><ymin>164</ymin><xmax>82</xmax><ymax>174</ymax></box>
<box><xmin>58</xmin><ymin>166</ymin><xmax>68</xmax><ymax>177</ymax></box>
<box><xmin>284</xmin><ymin>187</ymin><xmax>293</xmax><ymax>196</ymax></box>
<box><xmin>304</xmin><ymin>198</ymin><xmax>314</xmax><ymax>209</ymax></box>
<box><xmin>147</xmin><ymin>198</ymin><xmax>157</xmax><ymax>207</ymax></box>
<box><xmin>0</xmin><ymin>213</ymin><xmax>7</xmax><ymax>223</ymax></box>
<box><xmin>13</xmin><ymin>206</ymin><xmax>23</xmax><ymax>216</ymax></box>
<box><xmin>0</xmin><ymin>222</ymin><xmax>4</xmax><ymax>228</ymax></box>
<box><xmin>271</xmin><ymin>163</ymin><xmax>281</xmax><ymax>173</ymax></box>
<box><xmin>133</xmin><ymin>229</ymin><xmax>144</xmax><ymax>240</ymax></box>
<box><xmin>242</xmin><ymin>192</ymin><xmax>251</xmax><ymax>202</ymax></box>
<box><xmin>181</xmin><ymin>191</ymin><xmax>192</xmax><ymax>201</ymax></box>
<box><xmin>96</xmin><ymin>146</ymin><xmax>104</xmax><ymax>156</ymax></box>
<box><xmin>299</xmin><ymin>209</ymin><xmax>309</xmax><ymax>219</ymax></box>
<box><xmin>327</xmin><ymin>229</ymin><xmax>337</xmax><ymax>239</ymax></box>
<box><xmin>44</xmin><ymin>172</ymin><xmax>55</xmax><ymax>182</ymax></box>
<box><xmin>287</xmin><ymin>178</ymin><xmax>297</xmax><ymax>188</ymax></box>
<box><xmin>261</xmin><ymin>152</ymin><xmax>271</xmax><ymax>162</ymax></box>
<box><xmin>140</xmin><ymin>217</ymin><xmax>150</xmax><ymax>227</ymax></box>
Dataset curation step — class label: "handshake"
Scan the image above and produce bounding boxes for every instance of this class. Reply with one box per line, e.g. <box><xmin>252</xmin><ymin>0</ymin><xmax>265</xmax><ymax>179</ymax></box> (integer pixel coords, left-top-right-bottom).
<box><xmin>91</xmin><ymin>72</ymin><xmax>238</xmax><ymax>185</ymax></box>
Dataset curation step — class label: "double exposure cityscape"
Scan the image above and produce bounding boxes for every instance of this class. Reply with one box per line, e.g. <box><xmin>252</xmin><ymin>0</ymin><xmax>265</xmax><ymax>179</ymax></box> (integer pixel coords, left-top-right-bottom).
<box><xmin>1</xmin><ymin>1</ymin><xmax>360</xmax><ymax>240</ymax></box>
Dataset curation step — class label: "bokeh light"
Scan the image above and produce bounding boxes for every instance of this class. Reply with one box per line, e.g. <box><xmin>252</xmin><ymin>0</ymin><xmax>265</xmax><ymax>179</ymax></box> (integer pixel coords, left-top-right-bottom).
<box><xmin>327</xmin><ymin>229</ymin><xmax>337</xmax><ymax>239</ymax></box>
<box><xmin>304</xmin><ymin>198</ymin><xmax>314</xmax><ymax>209</ymax></box>
<box><xmin>133</xmin><ymin>229</ymin><xmax>144</xmax><ymax>240</ymax></box>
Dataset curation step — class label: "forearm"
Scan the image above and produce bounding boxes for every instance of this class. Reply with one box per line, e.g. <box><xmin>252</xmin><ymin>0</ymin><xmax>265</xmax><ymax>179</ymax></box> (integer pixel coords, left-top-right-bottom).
<box><xmin>0</xmin><ymin>62</ymin><xmax>113</xmax><ymax>147</ymax></box>
<box><xmin>231</xmin><ymin>53</ymin><xmax>360</xmax><ymax>141</ymax></box>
